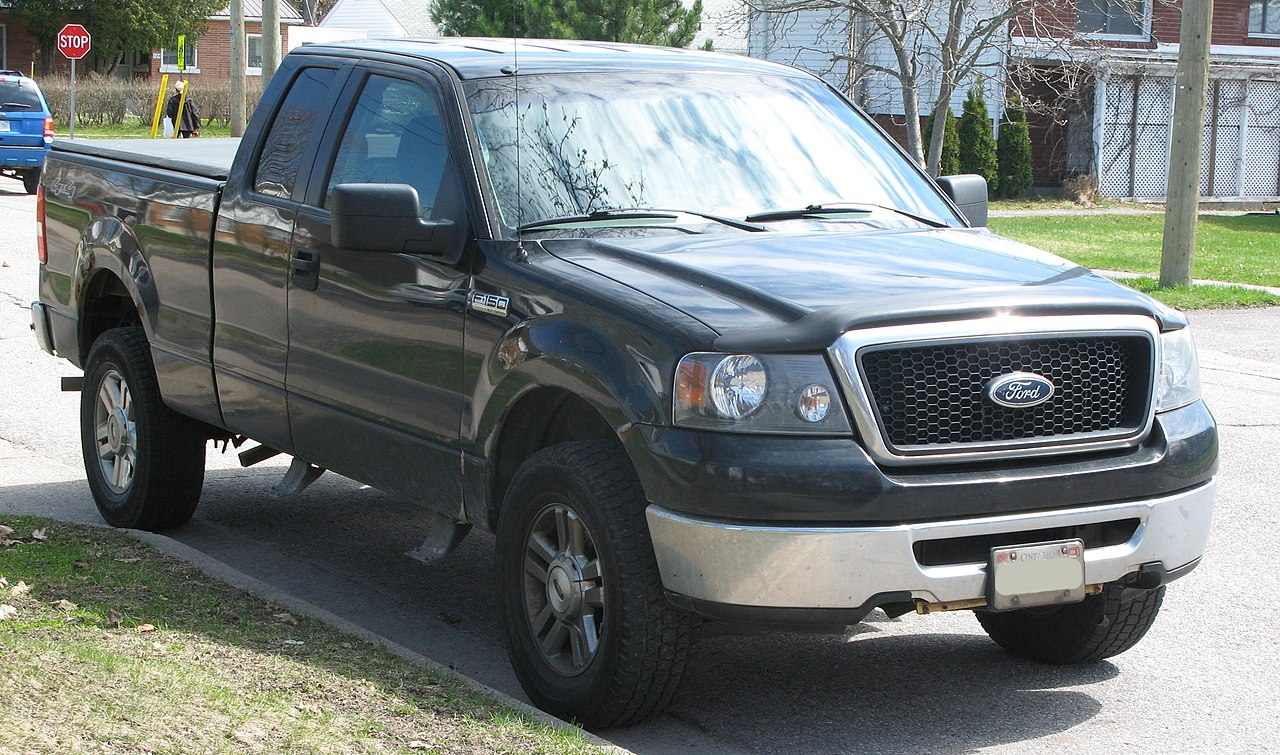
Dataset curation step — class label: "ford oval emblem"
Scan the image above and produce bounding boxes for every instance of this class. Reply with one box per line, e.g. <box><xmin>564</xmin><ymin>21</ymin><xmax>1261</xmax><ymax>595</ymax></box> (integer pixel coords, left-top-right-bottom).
<box><xmin>986</xmin><ymin>372</ymin><xmax>1055</xmax><ymax>409</ymax></box>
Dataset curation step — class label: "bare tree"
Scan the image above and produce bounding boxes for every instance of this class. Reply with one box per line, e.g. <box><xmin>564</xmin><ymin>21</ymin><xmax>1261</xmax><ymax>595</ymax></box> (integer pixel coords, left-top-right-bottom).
<box><xmin>743</xmin><ymin>0</ymin><xmax>1114</xmax><ymax>175</ymax></box>
<box><xmin>297</xmin><ymin>0</ymin><xmax>339</xmax><ymax>25</ymax></box>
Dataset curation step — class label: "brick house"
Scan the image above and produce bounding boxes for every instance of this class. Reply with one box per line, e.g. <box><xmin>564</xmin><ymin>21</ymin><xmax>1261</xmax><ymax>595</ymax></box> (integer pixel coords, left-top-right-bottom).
<box><xmin>150</xmin><ymin>1</ymin><xmax>304</xmax><ymax>84</ymax></box>
<box><xmin>749</xmin><ymin>0</ymin><xmax>1280</xmax><ymax>199</ymax></box>
<box><xmin>0</xmin><ymin>2</ymin><xmax>301</xmax><ymax>81</ymax></box>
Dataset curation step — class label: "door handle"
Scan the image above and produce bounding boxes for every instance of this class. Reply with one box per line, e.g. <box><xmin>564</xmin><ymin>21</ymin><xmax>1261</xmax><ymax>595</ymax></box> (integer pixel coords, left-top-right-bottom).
<box><xmin>291</xmin><ymin>248</ymin><xmax>320</xmax><ymax>291</ymax></box>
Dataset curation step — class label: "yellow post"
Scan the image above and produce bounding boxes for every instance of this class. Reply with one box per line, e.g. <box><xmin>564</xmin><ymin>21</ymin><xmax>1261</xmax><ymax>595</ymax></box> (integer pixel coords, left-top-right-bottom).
<box><xmin>149</xmin><ymin>73</ymin><xmax>170</xmax><ymax>139</ymax></box>
<box><xmin>171</xmin><ymin>80</ymin><xmax>190</xmax><ymax>139</ymax></box>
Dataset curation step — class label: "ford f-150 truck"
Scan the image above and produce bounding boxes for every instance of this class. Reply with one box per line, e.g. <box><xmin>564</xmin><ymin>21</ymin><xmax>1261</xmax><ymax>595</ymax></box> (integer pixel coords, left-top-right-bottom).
<box><xmin>31</xmin><ymin>39</ymin><xmax>1216</xmax><ymax>728</ymax></box>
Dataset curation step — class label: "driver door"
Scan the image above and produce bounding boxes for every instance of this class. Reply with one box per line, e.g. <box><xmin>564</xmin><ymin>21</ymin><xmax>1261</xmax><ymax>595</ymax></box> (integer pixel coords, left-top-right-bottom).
<box><xmin>285</xmin><ymin>67</ymin><xmax>470</xmax><ymax>515</ymax></box>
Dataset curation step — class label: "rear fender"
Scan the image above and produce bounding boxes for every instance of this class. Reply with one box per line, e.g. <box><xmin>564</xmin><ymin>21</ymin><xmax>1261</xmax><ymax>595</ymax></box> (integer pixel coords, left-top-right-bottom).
<box><xmin>72</xmin><ymin>217</ymin><xmax>157</xmax><ymax>361</ymax></box>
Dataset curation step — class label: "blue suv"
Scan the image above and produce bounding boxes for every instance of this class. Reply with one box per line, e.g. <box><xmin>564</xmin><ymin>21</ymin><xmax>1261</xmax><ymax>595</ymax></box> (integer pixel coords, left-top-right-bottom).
<box><xmin>0</xmin><ymin>70</ymin><xmax>53</xmax><ymax>194</ymax></box>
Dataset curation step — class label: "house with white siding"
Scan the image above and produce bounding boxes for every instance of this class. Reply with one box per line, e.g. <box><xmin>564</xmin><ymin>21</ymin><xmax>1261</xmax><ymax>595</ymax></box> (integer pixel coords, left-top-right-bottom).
<box><xmin>319</xmin><ymin>0</ymin><xmax>438</xmax><ymax>37</ymax></box>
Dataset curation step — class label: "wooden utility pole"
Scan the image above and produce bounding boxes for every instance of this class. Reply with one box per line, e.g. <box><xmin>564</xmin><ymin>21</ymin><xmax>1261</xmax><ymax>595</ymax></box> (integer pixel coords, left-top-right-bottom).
<box><xmin>230</xmin><ymin>0</ymin><xmax>247</xmax><ymax>137</ymax></box>
<box><xmin>1160</xmin><ymin>0</ymin><xmax>1214</xmax><ymax>288</ymax></box>
<box><xmin>262</xmin><ymin>0</ymin><xmax>280</xmax><ymax>83</ymax></box>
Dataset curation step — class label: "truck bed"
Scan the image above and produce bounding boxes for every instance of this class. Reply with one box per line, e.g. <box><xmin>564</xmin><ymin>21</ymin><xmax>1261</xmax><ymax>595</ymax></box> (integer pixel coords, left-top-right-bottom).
<box><xmin>52</xmin><ymin>137</ymin><xmax>239</xmax><ymax>181</ymax></box>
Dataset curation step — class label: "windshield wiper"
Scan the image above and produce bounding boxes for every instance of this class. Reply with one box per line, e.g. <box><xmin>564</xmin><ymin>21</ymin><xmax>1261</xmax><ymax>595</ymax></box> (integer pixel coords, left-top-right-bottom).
<box><xmin>0</xmin><ymin>102</ymin><xmax>33</xmax><ymax>110</ymax></box>
<box><xmin>518</xmin><ymin>207</ymin><xmax>767</xmax><ymax>233</ymax></box>
<box><xmin>745</xmin><ymin>202</ymin><xmax>949</xmax><ymax>228</ymax></box>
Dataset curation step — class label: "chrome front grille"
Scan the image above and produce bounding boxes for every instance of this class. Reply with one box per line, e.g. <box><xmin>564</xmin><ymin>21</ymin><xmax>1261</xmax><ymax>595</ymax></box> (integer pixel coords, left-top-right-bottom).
<box><xmin>827</xmin><ymin>316</ymin><xmax>1160</xmax><ymax>466</ymax></box>
<box><xmin>860</xmin><ymin>336</ymin><xmax>1150</xmax><ymax>447</ymax></box>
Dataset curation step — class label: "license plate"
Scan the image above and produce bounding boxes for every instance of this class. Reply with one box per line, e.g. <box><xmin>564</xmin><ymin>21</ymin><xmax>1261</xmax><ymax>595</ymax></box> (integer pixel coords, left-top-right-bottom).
<box><xmin>987</xmin><ymin>539</ymin><xmax>1086</xmax><ymax>611</ymax></box>
<box><xmin>0</xmin><ymin>121</ymin><xmax>9</xmax><ymax>133</ymax></box>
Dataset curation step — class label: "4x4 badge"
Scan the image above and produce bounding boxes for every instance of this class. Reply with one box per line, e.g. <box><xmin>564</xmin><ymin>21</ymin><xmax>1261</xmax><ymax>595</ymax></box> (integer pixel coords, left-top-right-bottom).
<box><xmin>986</xmin><ymin>372</ymin><xmax>1055</xmax><ymax>409</ymax></box>
<box><xmin>469</xmin><ymin>291</ymin><xmax>510</xmax><ymax>317</ymax></box>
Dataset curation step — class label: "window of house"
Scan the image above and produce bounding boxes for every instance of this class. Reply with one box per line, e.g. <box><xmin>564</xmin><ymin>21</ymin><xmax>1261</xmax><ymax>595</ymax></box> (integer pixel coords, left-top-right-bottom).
<box><xmin>247</xmin><ymin>33</ymin><xmax>263</xmax><ymax>75</ymax></box>
<box><xmin>1076</xmin><ymin>0</ymin><xmax>1149</xmax><ymax>38</ymax></box>
<box><xmin>1250</xmin><ymin>0</ymin><xmax>1280</xmax><ymax>35</ymax></box>
<box><xmin>159</xmin><ymin>44</ymin><xmax>199</xmax><ymax>73</ymax></box>
<box><xmin>1</xmin><ymin>25</ymin><xmax>9</xmax><ymax>69</ymax></box>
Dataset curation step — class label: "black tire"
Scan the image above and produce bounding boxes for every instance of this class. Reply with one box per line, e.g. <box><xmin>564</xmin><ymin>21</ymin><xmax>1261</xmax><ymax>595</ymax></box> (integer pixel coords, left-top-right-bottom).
<box><xmin>80</xmin><ymin>327</ymin><xmax>206</xmax><ymax>530</ymax></box>
<box><xmin>976</xmin><ymin>583</ymin><xmax>1165</xmax><ymax>664</ymax></box>
<box><xmin>22</xmin><ymin>168</ymin><xmax>40</xmax><ymax>195</ymax></box>
<box><xmin>496</xmin><ymin>441</ymin><xmax>699</xmax><ymax>729</ymax></box>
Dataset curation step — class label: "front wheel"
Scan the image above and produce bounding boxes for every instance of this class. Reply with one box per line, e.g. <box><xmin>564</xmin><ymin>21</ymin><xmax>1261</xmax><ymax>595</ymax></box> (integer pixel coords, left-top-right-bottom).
<box><xmin>80</xmin><ymin>327</ymin><xmax>206</xmax><ymax>530</ymax></box>
<box><xmin>976</xmin><ymin>583</ymin><xmax>1165</xmax><ymax>664</ymax></box>
<box><xmin>495</xmin><ymin>442</ymin><xmax>699</xmax><ymax>728</ymax></box>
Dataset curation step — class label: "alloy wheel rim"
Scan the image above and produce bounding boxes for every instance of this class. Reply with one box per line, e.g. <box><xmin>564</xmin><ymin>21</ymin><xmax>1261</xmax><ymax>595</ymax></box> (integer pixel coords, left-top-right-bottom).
<box><xmin>521</xmin><ymin>502</ymin><xmax>605</xmax><ymax>676</ymax></box>
<box><xmin>94</xmin><ymin>369</ymin><xmax>137</xmax><ymax>493</ymax></box>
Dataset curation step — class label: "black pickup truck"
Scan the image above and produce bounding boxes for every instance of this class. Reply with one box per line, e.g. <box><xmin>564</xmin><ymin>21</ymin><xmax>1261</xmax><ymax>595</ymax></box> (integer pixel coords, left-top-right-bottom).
<box><xmin>31</xmin><ymin>39</ymin><xmax>1216</xmax><ymax>728</ymax></box>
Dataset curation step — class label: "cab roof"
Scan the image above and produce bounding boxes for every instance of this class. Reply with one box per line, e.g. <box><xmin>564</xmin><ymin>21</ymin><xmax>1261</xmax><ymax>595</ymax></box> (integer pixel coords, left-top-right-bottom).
<box><xmin>292</xmin><ymin>37</ymin><xmax>810</xmax><ymax>81</ymax></box>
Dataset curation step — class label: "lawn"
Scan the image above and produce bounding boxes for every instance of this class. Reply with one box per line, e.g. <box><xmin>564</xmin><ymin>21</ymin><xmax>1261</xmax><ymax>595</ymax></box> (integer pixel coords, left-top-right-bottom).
<box><xmin>0</xmin><ymin>516</ymin><xmax>599</xmax><ymax>754</ymax></box>
<box><xmin>987</xmin><ymin>213</ymin><xmax>1280</xmax><ymax>288</ymax></box>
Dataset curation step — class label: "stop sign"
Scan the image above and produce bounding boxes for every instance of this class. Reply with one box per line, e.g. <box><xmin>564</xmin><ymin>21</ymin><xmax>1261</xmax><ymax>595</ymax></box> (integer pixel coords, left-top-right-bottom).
<box><xmin>57</xmin><ymin>24</ymin><xmax>91</xmax><ymax>60</ymax></box>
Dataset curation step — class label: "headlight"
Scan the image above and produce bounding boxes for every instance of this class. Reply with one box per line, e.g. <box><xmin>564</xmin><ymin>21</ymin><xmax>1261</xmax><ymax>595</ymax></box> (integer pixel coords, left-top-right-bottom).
<box><xmin>1155</xmin><ymin>327</ymin><xmax>1201</xmax><ymax>412</ymax></box>
<box><xmin>674</xmin><ymin>353</ymin><xmax>852</xmax><ymax>434</ymax></box>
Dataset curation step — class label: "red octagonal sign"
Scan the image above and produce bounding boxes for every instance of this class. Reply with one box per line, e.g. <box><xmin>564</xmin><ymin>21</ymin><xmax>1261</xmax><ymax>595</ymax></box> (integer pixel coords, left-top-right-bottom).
<box><xmin>57</xmin><ymin>24</ymin><xmax>91</xmax><ymax>60</ymax></box>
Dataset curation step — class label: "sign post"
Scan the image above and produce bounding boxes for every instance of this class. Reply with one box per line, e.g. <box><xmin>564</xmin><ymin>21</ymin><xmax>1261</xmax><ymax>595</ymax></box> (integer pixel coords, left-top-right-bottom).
<box><xmin>176</xmin><ymin>34</ymin><xmax>187</xmax><ymax>72</ymax></box>
<box><xmin>57</xmin><ymin>24</ymin><xmax>91</xmax><ymax>139</ymax></box>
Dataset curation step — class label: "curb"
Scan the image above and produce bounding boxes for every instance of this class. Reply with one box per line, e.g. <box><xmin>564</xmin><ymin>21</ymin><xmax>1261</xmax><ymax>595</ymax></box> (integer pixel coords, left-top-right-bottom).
<box><xmin>123</xmin><ymin>528</ymin><xmax>629</xmax><ymax>753</ymax></box>
<box><xmin>1096</xmin><ymin>269</ymin><xmax>1280</xmax><ymax>297</ymax></box>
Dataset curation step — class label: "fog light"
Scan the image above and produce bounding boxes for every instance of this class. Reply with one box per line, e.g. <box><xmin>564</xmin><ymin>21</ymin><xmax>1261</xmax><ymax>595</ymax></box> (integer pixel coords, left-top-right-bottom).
<box><xmin>797</xmin><ymin>384</ymin><xmax>831</xmax><ymax>422</ymax></box>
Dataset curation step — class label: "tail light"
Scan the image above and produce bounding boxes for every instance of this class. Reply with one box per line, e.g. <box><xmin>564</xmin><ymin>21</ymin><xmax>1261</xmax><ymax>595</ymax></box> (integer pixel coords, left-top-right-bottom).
<box><xmin>43</xmin><ymin>116</ymin><xmax>54</xmax><ymax>139</ymax></box>
<box><xmin>37</xmin><ymin>186</ymin><xmax>48</xmax><ymax>264</ymax></box>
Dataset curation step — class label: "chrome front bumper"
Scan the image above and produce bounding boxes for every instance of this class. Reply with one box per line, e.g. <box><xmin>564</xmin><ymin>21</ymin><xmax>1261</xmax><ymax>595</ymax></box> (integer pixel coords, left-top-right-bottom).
<box><xmin>646</xmin><ymin>480</ymin><xmax>1214</xmax><ymax>610</ymax></box>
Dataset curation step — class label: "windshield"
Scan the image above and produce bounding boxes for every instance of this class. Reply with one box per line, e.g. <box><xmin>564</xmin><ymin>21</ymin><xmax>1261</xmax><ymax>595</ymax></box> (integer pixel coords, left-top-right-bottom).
<box><xmin>463</xmin><ymin>72</ymin><xmax>960</xmax><ymax>232</ymax></box>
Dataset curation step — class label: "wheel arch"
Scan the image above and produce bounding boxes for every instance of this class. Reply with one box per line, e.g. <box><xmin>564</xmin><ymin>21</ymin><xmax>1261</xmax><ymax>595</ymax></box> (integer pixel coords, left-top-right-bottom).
<box><xmin>73</xmin><ymin>217</ymin><xmax>156</xmax><ymax>362</ymax></box>
<box><xmin>481</xmin><ymin>384</ymin><xmax>626</xmax><ymax>532</ymax></box>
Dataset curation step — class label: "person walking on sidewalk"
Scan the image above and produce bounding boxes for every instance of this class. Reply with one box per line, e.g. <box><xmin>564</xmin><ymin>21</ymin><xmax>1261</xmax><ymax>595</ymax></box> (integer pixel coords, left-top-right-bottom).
<box><xmin>165</xmin><ymin>81</ymin><xmax>201</xmax><ymax>138</ymax></box>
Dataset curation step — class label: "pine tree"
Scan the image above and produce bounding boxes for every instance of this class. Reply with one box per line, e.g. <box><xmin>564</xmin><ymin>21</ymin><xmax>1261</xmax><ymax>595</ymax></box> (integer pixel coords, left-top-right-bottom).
<box><xmin>997</xmin><ymin>92</ymin><xmax>1034</xmax><ymax>199</ymax></box>
<box><xmin>430</xmin><ymin>0</ymin><xmax>560</xmax><ymax>38</ymax></box>
<box><xmin>923</xmin><ymin>109</ymin><xmax>961</xmax><ymax>177</ymax></box>
<box><xmin>958</xmin><ymin>88</ymin><xmax>999</xmax><ymax>194</ymax></box>
<box><xmin>430</xmin><ymin>0</ymin><xmax>702</xmax><ymax>47</ymax></box>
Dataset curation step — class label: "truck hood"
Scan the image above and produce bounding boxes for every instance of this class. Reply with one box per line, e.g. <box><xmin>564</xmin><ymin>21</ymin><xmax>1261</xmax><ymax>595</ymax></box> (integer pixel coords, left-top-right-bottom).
<box><xmin>543</xmin><ymin>227</ymin><xmax>1180</xmax><ymax>351</ymax></box>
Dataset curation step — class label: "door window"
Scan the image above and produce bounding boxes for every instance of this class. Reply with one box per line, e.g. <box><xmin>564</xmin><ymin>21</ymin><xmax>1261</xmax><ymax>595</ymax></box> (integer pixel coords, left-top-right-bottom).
<box><xmin>254</xmin><ymin>66</ymin><xmax>337</xmax><ymax>199</ymax></box>
<box><xmin>325</xmin><ymin>75</ymin><xmax>449</xmax><ymax>217</ymax></box>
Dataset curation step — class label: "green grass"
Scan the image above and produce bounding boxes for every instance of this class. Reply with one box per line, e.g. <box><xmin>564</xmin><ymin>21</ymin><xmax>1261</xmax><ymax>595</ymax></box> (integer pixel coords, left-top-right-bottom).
<box><xmin>57</xmin><ymin>121</ymin><xmax>234</xmax><ymax>139</ymax></box>
<box><xmin>988</xmin><ymin>213</ymin><xmax>1280</xmax><ymax>288</ymax></box>
<box><xmin>1116</xmin><ymin>276</ymin><xmax>1280</xmax><ymax>309</ymax></box>
<box><xmin>0</xmin><ymin>516</ymin><xmax>599</xmax><ymax>754</ymax></box>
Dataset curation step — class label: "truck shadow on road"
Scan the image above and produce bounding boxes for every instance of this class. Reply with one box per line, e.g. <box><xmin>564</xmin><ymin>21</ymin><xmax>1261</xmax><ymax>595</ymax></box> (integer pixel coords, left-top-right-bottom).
<box><xmin>654</xmin><ymin>630</ymin><xmax>1116</xmax><ymax>753</ymax></box>
<box><xmin>3</xmin><ymin>470</ymin><xmax>1119</xmax><ymax>752</ymax></box>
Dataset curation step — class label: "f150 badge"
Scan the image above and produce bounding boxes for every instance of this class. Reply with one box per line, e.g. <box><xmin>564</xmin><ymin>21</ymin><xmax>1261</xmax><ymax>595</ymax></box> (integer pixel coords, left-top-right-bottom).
<box><xmin>469</xmin><ymin>291</ymin><xmax>510</xmax><ymax>317</ymax></box>
<box><xmin>986</xmin><ymin>372</ymin><xmax>1055</xmax><ymax>408</ymax></box>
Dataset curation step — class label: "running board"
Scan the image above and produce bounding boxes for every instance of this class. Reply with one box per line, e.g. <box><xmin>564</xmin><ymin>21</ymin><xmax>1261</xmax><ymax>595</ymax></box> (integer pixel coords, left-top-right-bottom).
<box><xmin>271</xmin><ymin>457</ymin><xmax>326</xmax><ymax>498</ymax></box>
<box><xmin>238</xmin><ymin>444</ymin><xmax>282</xmax><ymax>467</ymax></box>
<box><xmin>406</xmin><ymin>513</ymin><xmax>471</xmax><ymax>565</ymax></box>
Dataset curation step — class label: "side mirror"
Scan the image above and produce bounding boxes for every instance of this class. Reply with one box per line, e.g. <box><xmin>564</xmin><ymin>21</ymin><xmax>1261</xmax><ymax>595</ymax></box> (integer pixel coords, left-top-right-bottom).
<box><xmin>937</xmin><ymin>174</ymin><xmax>988</xmax><ymax>227</ymax></box>
<box><xmin>330</xmin><ymin>183</ymin><xmax>459</xmax><ymax>261</ymax></box>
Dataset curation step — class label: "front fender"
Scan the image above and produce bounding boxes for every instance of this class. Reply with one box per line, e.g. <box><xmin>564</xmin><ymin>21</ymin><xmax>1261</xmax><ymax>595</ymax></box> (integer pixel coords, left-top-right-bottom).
<box><xmin>470</xmin><ymin>317</ymin><xmax>668</xmax><ymax>459</ymax></box>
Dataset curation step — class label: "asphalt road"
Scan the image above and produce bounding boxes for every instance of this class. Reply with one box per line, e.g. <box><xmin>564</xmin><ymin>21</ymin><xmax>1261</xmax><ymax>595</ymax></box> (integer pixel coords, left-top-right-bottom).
<box><xmin>2</xmin><ymin>186</ymin><xmax>1277</xmax><ymax>753</ymax></box>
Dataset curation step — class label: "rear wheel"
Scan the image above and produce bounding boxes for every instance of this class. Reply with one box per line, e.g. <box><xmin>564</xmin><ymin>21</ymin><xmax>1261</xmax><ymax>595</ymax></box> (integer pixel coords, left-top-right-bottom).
<box><xmin>976</xmin><ymin>583</ymin><xmax>1164</xmax><ymax>664</ymax></box>
<box><xmin>22</xmin><ymin>168</ymin><xmax>40</xmax><ymax>195</ymax></box>
<box><xmin>496</xmin><ymin>441</ymin><xmax>699</xmax><ymax>728</ymax></box>
<box><xmin>80</xmin><ymin>327</ymin><xmax>206</xmax><ymax>530</ymax></box>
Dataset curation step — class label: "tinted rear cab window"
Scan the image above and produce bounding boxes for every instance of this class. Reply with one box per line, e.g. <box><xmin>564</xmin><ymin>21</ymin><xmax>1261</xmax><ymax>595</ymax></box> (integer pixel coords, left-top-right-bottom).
<box><xmin>254</xmin><ymin>67</ymin><xmax>337</xmax><ymax>199</ymax></box>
